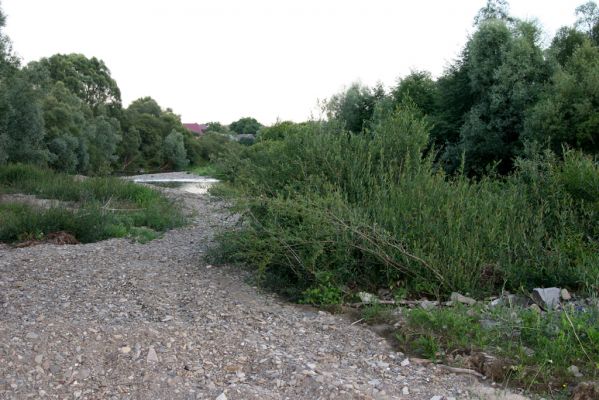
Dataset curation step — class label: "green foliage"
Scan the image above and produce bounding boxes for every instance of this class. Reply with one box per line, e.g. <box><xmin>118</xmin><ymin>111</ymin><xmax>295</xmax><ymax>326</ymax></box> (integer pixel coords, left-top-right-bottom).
<box><xmin>0</xmin><ymin>164</ymin><xmax>185</xmax><ymax>243</ymax></box>
<box><xmin>524</xmin><ymin>41</ymin><xmax>599</xmax><ymax>155</ymax></box>
<box><xmin>163</xmin><ymin>130</ymin><xmax>189</xmax><ymax>170</ymax></box>
<box><xmin>1</xmin><ymin>73</ymin><xmax>49</xmax><ymax>166</ymax></box>
<box><xmin>33</xmin><ymin>53</ymin><xmax>122</xmax><ymax>115</ymax></box>
<box><xmin>398</xmin><ymin>305</ymin><xmax>599</xmax><ymax>393</ymax></box>
<box><xmin>441</xmin><ymin>19</ymin><xmax>549</xmax><ymax>175</ymax></box>
<box><xmin>229</xmin><ymin>117</ymin><xmax>262</xmax><ymax>135</ymax></box>
<box><xmin>327</xmin><ymin>82</ymin><xmax>385</xmax><ymax>133</ymax></box>
<box><xmin>212</xmin><ymin>106</ymin><xmax>599</xmax><ymax>303</ymax></box>
<box><xmin>392</xmin><ymin>71</ymin><xmax>438</xmax><ymax>116</ymax></box>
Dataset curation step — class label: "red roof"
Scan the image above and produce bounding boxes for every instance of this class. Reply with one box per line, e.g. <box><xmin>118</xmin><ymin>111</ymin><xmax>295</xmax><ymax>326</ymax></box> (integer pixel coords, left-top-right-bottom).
<box><xmin>183</xmin><ymin>123</ymin><xmax>208</xmax><ymax>135</ymax></box>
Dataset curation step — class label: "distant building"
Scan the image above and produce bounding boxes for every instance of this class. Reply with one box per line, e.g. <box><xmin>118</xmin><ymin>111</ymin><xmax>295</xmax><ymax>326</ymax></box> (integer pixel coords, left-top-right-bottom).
<box><xmin>183</xmin><ymin>123</ymin><xmax>208</xmax><ymax>136</ymax></box>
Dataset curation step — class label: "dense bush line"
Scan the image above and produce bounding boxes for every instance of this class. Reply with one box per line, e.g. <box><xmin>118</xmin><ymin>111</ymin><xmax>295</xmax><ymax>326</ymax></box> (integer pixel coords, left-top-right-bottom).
<box><xmin>212</xmin><ymin>105</ymin><xmax>598</xmax><ymax>301</ymax></box>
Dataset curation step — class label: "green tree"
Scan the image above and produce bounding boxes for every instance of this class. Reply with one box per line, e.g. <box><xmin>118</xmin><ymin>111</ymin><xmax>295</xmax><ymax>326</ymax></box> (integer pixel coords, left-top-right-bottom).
<box><xmin>474</xmin><ymin>0</ymin><xmax>513</xmax><ymax>26</ymax></box>
<box><xmin>34</xmin><ymin>54</ymin><xmax>121</xmax><ymax>116</ymax></box>
<box><xmin>327</xmin><ymin>82</ymin><xmax>384</xmax><ymax>133</ymax></box>
<box><xmin>392</xmin><ymin>71</ymin><xmax>438</xmax><ymax>116</ymax></box>
<box><xmin>575</xmin><ymin>1</ymin><xmax>599</xmax><ymax>34</ymax></box>
<box><xmin>229</xmin><ymin>117</ymin><xmax>262</xmax><ymax>135</ymax></box>
<box><xmin>442</xmin><ymin>20</ymin><xmax>548</xmax><ymax>175</ymax></box>
<box><xmin>1</xmin><ymin>73</ymin><xmax>48</xmax><ymax>165</ymax></box>
<box><xmin>85</xmin><ymin>116</ymin><xmax>121</xmax><ymax>174</ymax></box>
<box><xmin>163</xmin><ymin>130</ymin><xmax>189</xmax><ymax>170</ymax></box>
<box><xmin>549</xmin><ymin>27</ymin><xmax>588</xmax><ymax>67</ymax></box>
<box><xmin>524</xmin><ymin>41</ymin><xmax>599</xmax><ymax>155</ymax></box>
<box><xmin>0</xmin><ymin>2</ymin><xmax>17</xmax><ymax>78</ymax></box>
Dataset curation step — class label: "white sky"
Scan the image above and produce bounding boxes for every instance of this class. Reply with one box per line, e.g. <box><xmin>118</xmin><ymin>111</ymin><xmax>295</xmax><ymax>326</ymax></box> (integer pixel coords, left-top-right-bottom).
<box><xmin>1</xmin><ymin>0</ymin><xmax>582</xmax><ymax>125</ymax></box>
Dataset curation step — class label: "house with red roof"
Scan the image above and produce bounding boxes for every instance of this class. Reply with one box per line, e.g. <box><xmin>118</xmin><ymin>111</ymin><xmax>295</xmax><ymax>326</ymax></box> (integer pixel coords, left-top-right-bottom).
<box><xmin>183</xmin><ymin>123</ymin><xmax>208</xmax><ymax>137</ymax></box>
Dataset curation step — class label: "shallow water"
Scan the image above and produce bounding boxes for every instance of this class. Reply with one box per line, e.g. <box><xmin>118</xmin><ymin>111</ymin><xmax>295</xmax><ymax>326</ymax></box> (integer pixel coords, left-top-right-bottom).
<box><xmin>133</xmin><ymin>177</ymin><xmax>219</xmax><ymax>195</ymax></box>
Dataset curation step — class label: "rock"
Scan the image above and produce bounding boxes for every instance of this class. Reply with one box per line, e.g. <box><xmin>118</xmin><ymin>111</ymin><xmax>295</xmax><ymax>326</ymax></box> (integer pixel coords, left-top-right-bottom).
<box><xmin>532</xmin><ymin>287</ymin><xmax>561</xmax><ymax>309</ymax></box>
<box><xmin>561</xmin><ymin>288</ymin><xmax>572</xmax><ymax>301</ymax></box>
<box><xmin>402</xmin><ymin>386</ymin><xmax>410</xmax><ymax>395</ymax></box>
<box><xmin>215</xmin><ymin>393</ymin><xmax>227</xmax><ymax>400</ymax></box>
<box><xmin>489</xmin><ymin>298</ymin><xmax>502</xmax><ymax>307</ymax></box>
<box><xmin>420</xmin><ymin>300</ymin><xmax>437</xmax><ymax>310</ymax></box>
<box><xmin>119</xmin><ymin>345</ymin><xmax>131</xmax><ymax>354</ymax></box>
<box><xmin>146</xmin><ymin>346</ymin><xmax>159</xmax><ymax>363</ymax></box>
<box><xmin>161</xmin><ymin>315</ymin><xmax>173</xmax><ymax>322</ymax></box>
<box><xmin>25</xmin><ymin>332</ymin><xmax>39</xmax><ymax>340</ymax></box>
<box><xmin>506</xmin><ymin>294</ymin><xmax>530</xmax><ymax>308</ymax></box>
<box><xmin>430</xmin><ymin>396</ymin><xmax>444</xmax><ymax>400</ymax></box>
<box><xmin>34</xmin><ymin>354</ymin><xmax>43</xmax><ymax>364</ymax></box>
<box><xmin>358</xmin><ymin>292</ymin><xmax>378</xmax><ymax>304</ymax></box>
<box><xmin>450</xmin><ymin>292</ymin><xmax>476</xmax><ymax>306</ymax></box>
<box><xmin>400</xmin><ymin>358</ymin><xmax>410</xmax><ymax>367</ymax></box>
<box><xmin>568</xmin><ymin>365</ymin><xmax>583</xmax><ymax>378</ymax></box>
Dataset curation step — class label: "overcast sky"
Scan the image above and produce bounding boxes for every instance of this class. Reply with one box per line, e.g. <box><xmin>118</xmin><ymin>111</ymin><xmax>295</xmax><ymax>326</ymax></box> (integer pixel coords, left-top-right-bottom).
<box><xmin>1</xmin><ymin>0</ymin><xmax>583</xmax><ymax>125</ymax></box>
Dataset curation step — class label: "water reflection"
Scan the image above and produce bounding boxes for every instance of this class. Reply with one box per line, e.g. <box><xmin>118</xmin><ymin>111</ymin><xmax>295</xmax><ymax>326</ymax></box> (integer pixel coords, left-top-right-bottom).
<box><xmin>133</xmin><ymin>178</ymin><xmax>218</xmax><ymax>195</ymax></box>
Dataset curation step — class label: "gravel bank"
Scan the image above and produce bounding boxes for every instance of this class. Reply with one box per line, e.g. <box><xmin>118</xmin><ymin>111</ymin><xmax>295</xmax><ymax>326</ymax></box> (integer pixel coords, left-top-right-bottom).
<box><xmin>0</xmin><ymin>177</ymin><xmax>528</xmax><ymax>399</ymax></box>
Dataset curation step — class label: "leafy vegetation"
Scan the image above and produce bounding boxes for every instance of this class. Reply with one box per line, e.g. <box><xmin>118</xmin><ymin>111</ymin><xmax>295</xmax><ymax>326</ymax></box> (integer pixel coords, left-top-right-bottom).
<box><xmin>0</xmin><ymin>5</ymin><xmax>246</xmax><ymax>175</ymax></box>
<box><xmin>0</xmin><ymin>164</ymin><xmax>185</xmax><ymax>243</ymax></box>
<box><xmin>396</xmin><ymin>304</ymin><xmax>599</xmax><ymax>393</ymax></box>
<box><xmin>211</xmin><ymin>109</ymin><xmax>598</xmax><ymax>301</ymax></box>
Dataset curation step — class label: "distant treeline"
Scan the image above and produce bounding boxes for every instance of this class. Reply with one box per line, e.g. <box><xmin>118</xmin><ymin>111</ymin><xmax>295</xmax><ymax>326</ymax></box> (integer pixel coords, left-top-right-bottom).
<box><xmin>325</xmin><ymin>0</ymin><xmax>599</xmax><ymax>176</ymax></box>
<box><xmin>0</xmin><ymin>2</ymin><xmax>264</xmax><ymax>175</ymax></box>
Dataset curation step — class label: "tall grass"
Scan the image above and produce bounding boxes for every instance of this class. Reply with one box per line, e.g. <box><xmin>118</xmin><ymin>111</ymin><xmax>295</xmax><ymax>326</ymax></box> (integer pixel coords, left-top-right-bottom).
<box><xmin>212</xmin><ymin>107</ymin><xmax>598</xmax><ymax>300</ymax></box>
<box><xmin>0</xmin><ymin>164</ymin><xmax>185</xmax><ymax>243</ymax></box>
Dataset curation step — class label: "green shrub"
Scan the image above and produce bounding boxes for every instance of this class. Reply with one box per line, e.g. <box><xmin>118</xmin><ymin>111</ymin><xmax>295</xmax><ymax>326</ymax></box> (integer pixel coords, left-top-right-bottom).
<box><xmin>0</xmin><ymin>164</ymin><xmax>185</xmax><ymax>243</ymax></box>
<box><xmin>398</xmin><ymin>305</ymin><xmax>599</xmax><ymax>392</ymax></box>
<box><xmin>211</xmin><ymin>105</ymin><xmax>598</xmax><ymax>299</ymax></box>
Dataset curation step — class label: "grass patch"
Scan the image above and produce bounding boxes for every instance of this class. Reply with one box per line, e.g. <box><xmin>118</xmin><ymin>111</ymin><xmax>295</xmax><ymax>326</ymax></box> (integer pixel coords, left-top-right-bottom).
<box><xmin>395</xmin><ymin>304</ymin><xmax>599</xmax><ymax>395</ymax></box>
<box><xmin>0</xmin><ymin>164</ymin><xmax>185</xmax><ymax>243</ymax></box>
<box><xmin>189</xmin><ymin>163</ymin><xmax>218</xmax><ymax>177</ymax></box>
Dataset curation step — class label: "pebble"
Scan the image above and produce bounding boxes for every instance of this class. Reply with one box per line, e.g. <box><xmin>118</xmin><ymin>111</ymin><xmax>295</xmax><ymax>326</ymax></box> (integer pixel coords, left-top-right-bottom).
<box><xmin>402</xmin><ymin>386</ymin><xmax>410</xmax><ymax>395</ymax></box>
<box><xmin>147</xmin><ymin>346</ymin><xmax>159</xmax><ymax>363</ymax></box>
<box><xmin>26</xmin><ymin>332</ymin><xmax>39</xmax><ymax>340</ymax></box>
<box><xmin>401</xmin><ymin>358</ymin><xmax>410</xmax><ymax>367</ymax></box>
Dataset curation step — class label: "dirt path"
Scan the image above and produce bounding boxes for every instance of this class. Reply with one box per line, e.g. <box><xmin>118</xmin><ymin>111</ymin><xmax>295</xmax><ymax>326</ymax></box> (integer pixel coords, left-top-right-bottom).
<box><xmin>0</xmin><ymin>181</ymin><xmax>528</xmax><ymax>399</ymax></box>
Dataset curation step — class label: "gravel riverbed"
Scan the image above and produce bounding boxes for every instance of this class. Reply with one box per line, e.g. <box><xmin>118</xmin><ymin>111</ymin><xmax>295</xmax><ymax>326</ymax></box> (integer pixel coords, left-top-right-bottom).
<box><xmin>0</xmin><ymin>178</ymin><xmax>529</xmax><ymax>399</ymax></box>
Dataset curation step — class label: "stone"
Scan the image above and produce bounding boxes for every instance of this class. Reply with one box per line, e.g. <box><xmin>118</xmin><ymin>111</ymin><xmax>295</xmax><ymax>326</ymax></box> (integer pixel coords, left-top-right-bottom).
<box><xmin>119</xmin><ymin>345</ymin><xmax>131</xmax><ymax>354</ymax></box>
<box><xmin>507</xmin><ymin>294</ymin><xmax>530</xmax><ymax>308</ymax></box>
<box><xmin>358</xmin><ymin>292</ymin><xmax>378</xmax><ymax>304</ymax></box>
<box><xmin>25</xmin><ymin>332</ymin><xmax>39</xmax><ymax>340</ymax></box>
<box><xmin>215</xmin><ymin>393</ymin><xmax>227</xmax><ymax>400</ymax></box>
<box><xmin>400</xmin><ymin>358</ymin><xmax>410</xmax><ymax>367</ymax></box>
<box><xmin>532</xmin><ymin>287</ymin><xmax>561</xmax><ymax>309</ymax></box>
<box><xmin>420</xmin><ymin>300</ymin><xmax>437</xmax><ymax>310</ymax></box>
<box><xmin>147</xmin><ymin>346</ymin><xmax>159</xmax><ymax>363</ymax></box>
<box><xmin>402</xmin><ymin>386</ymin><xmax>410</xmax><ymax>395</ymax></box>
<box><xmin>568</xmin><ymin>365</ymin><xmax>583</xmax><ymax>378</ymax></box>
<box><xmin>430</xmin><ymin>396</ymin><xmax>444</xmax><ymax>400</ymax></box>
<box><xmin>561</xmin><ymin>289</ymin><xmax>572</xmax><ymax>301</ymax></box>
<box><xmin>450</xmin><ymin>292</ymin><xmax>476</xmax><ymax>306</ymax></box>
<box><xmin>34</xmin><ymin>354</ymin><xmax>43</xmax><ymax>364</ymax></box>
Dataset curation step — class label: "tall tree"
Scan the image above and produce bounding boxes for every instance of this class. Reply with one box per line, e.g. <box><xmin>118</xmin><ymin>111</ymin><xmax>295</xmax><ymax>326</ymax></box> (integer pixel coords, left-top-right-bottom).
<box><xmin>229</xmin><ymin>117</ymin><xmax>262</xmax><ymax>135</ymax></box>
<box><xmin>441</xmin><ymin>19</ymin><xmax>548</xmax><ymax>175</ymax></box>
<box><xmin>33</xmin><ymin>54</ymin><xmax>122</xmax><ymax>116</ymax></box>
<box><xmin>524</xmin><ymin>41</ymin><xmax>599</xmax><ymax>155</ymax></box>
<box><xmin>327</xmin><ymin>83</ymin><xmax>383</xmax><ymax>133</ymax></box>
